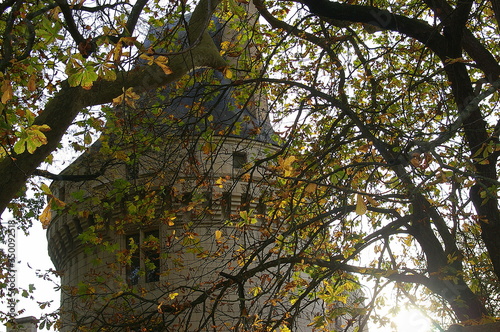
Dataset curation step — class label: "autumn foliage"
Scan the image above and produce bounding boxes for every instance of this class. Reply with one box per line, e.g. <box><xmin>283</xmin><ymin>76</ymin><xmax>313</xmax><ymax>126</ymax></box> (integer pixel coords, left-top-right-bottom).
<box><xmin>1</xmin><ymin>0</ymin><xmax>500</xmax><ymax>331</ymax></box>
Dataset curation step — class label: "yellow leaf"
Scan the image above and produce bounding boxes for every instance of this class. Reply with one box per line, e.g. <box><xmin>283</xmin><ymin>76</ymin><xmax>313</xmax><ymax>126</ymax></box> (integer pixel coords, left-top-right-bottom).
<box><xmin>223</xmin><ymin>68</ymin><xmax>233</xmax><ymax>79</ymax></box>
<box><xmin>215</xmin><ymin>177</ymin><xmax>225</xmax><ymax>188</ymax></box>
<box><xmin>220</xmin><ymin>41</ymin><xmax>231</xmax><ymax>55</ymax></box>
<box><xmin>366</xmin><ymin>195</ymin><xmax>379</xmax><ymax>207</ymax></box>
<box><xmin>355</xmin><ymin>194</ymin><xmax>367</xmax><ymax>215</ymax></box>
<box><xmin>168</xmin><ymin>292</ymin><xmax>179</xmax><ymax>300</ymax></box>
<box><xmin>112</xmin><ymin>94</ymin><xmax>123</xmax><ymax>105</ymax></box>
<box><xmin>40</xmin><ymin>200</ymin><xmax>52</xmax><ymax>229</ymax></box>
<box><xmin>154</xmin><ymin>56</ymin><xmax>173</xmax><ymax>75</ymax></box>
<box><xmin>113</xmin><ymin>42</ymin><xmax>123</xmax><ymax>62</ymax></box>
<box><xmin>358</xmin><ymin>144</ymin><xmax>370</xmax><ymax>153</ymax></box>
<box><xmin>113</xmin><ymin>87</ymin><xmax>140</xmax><ymax>107</ymax></box>
<box><xmin>156</xmin><ymin>62</ymin><xmax>173</xmax><ymax>75</ymax></box>
<box><xmin>36</xmin><ymin>124</ymin><xmax>51</xmax><ymax>132</ymax></box>
<box><xmin>52</xmin><ymin>196</ymin><xmax>66</xmax><ymax>208</ymax></box>
<box><xmin>1</xmin><ymin>80</ymin><xmax>13</xmax><ymax>104</ymax></box>
<box><xmin>120</xmin><ymin>36</ymin><xmax>137</xmax><ymax>46</ymax></box>
<box><xmin>282</xmin><ymin>156</ymin><xmax>296</xmax><ymax>168</ymax></box>
<box><xmin>215</xmin><ymin>230</ymin><xmax>222</xmax><ymax>240</ymax></box>
<box><xmin>305</xmin><ymin>183</ymin><xmax>317</xmax><ymax>193</ymax></box>
<box><xmin>139</xmin><ymin>54</ymin><xmax>155</xmax><ymax>65</ymax></box>
<box><xmin>201</xmin><ymin>142</ymin><xmax>214</xmax><ymax>154</ymax></box>
<box><xmin>280</xmin><ymin>156</ymin><xmax>296</xmax><ymax>177</ymax></box>
<box><xmin>167</xmin><ymin>216</ymin><xmax>176</xmax><ymax>226</ymax></box>
<box><xmin>239</xmin><ymin>210</ymin><xmax>248</xmax><ymax>220</ymax></box>
<box><xmin>27</xmin><ymin>75</ymin><xmax>36</xmax><ymax>92</ymax></box>
<box><xmin>156</xmin><ymin>56</ymin><xmax>168</xmax><ymax>63</ymax></box>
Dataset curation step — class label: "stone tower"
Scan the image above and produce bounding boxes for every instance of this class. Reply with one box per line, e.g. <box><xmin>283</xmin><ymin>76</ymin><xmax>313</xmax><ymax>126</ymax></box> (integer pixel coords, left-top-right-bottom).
<box><xmin>46</xmin><ymin>7</ymin><xmax>367</xmax><ymax>332</ymax></box>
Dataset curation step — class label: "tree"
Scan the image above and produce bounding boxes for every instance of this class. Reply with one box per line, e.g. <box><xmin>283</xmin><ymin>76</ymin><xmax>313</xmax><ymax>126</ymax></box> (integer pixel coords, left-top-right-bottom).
<box><xmin>1</xmin><ymin>0</ymin><xmax>500</xmax><ymax>330</ymax></box>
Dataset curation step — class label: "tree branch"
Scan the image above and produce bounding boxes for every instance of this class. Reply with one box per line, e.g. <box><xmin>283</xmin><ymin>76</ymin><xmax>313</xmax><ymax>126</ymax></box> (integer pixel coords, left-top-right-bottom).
<box><xmin>32</xmin><ymin>160</ymin><xmax>111</xmax><ymax>182</ymax></box>
<box><xmin>0</xmin><ymin>0</ymin><xmax>226</xmax><ymax>217</ymax></box>
<box><xmin>423</xmin><ymin>0</ymin><xmax>500</xmax><ymax>80</ymax></box>
<box><xmin>0</xmin><ymin>0</ymin><xmax>23</xmax><ymax>72</ymax></box>
<box><xmin>124</xmin><ymin>0</ymin><xmax>148</xmax><ymax>37</ymax></box>
<box><xmin>54</xmin><ymin>0</ymin><xmax>85</xmax><ymax>45</ymax></box>
<box><xmin>298</xmin><ymin>0</ymin><xmax>448</xmax><ymax>59</ymax></box>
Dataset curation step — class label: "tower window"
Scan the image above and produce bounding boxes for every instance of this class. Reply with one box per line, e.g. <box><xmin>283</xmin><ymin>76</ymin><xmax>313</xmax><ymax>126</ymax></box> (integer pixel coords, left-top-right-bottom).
<box><xmin>257</xmin><ymin>199</ymin><xmax>267</xmax><ymax>216</ymax></box>
<box><xmin>221</xmin><ymin>192</ymin><xmax>232</xmax><ymax>219</ymax></box>
<box><xmin>233</xmin><ymin>152</ymin><xmax>247</xmax><ymax>169</ymax></box>
<box><xmin>126</xmin><ymin>230</ymin><xmax>160</xmax><ymax>285</ymax></box>
<box><xmin>240</xmin><ymin>193</ymin><xmax>252</xmax><ymax>212</ymax></box>
<box><xmin>202</xmin><ymin>191</ymin><xmax>213</xmax><ymax>209</ymax></box>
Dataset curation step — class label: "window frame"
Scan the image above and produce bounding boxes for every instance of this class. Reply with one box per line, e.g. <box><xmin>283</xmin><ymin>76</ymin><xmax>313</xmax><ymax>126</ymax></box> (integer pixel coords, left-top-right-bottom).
<box><xmin>125</xmin><ymin>229</ymin><xmax>161</xmax><ymax>285</ymax></box>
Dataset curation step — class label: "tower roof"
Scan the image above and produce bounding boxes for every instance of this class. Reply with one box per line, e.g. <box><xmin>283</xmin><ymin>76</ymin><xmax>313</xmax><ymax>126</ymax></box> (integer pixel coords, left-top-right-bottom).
<box><xmin>129</xmin><ymin>16</ymin><xmax>277</xmax><ymax>144</ymax></box>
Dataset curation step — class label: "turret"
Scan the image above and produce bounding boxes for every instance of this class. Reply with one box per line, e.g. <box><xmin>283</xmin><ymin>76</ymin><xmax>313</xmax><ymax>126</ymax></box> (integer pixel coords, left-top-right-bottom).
<box><xmin>46</xmin><ymin>5</ymin><xmax>366</xmax><ymax>332</ymax></box>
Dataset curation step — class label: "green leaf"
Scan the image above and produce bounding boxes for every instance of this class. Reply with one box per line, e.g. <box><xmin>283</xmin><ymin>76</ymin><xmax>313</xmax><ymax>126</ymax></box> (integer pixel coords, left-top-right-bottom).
<box><xmin>68</xmin><ymin>65</ymin><xmax>99</xmax><ymax>89</ymax></box>
<box><xmin>40</xmin><ymin>183</ymin><xmax>52</xmax><ymax>195</ymax></box>
<box><xmin>13</xmin><ymin>125</ymin><xmax>50</xmax><ymax>154</ymax></box>
<box><xmin>97</xmin><ymin>63</ymin><xmax>117</xmax><ymax>81</ymax></box>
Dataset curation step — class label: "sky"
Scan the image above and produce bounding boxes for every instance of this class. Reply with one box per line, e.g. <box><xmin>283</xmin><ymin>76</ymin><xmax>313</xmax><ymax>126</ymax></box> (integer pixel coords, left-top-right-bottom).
<box><xmin>1</xmin><ymin>216</ymin><xmax>59</xmax><ymax>332</ymax></box>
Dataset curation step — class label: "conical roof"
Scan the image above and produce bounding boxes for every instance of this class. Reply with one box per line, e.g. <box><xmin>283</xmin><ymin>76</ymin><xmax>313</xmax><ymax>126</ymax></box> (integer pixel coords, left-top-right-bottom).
<box><xmin>130</xmin><ymin>16</ymin><xmax>277</xmax><ymax>144</ymax></box>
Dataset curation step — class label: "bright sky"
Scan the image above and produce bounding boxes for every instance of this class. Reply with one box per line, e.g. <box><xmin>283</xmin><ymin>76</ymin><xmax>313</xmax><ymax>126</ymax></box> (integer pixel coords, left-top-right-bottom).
<box><xmin>1</xmin><ymin>216</ymin><xmax>59</xmax><ymax>332</ymax></box>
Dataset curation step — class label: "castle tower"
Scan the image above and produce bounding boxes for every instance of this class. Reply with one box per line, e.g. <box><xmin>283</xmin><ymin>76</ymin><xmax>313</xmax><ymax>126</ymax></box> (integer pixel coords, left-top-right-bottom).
<box><xmin>46</xmin><ymin>10</ymin><xmax>289</xmax><ymax>331</ymax></box>
<box><xmin>46</xmin><ymin>7</ymin><xmax>367</xmax><ymax>332</ymax></box>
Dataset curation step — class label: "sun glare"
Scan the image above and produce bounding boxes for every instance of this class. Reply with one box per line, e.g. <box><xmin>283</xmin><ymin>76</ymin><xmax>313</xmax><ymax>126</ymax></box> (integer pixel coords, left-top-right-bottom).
<box><xmin>370</xmin><ymin>308</ymin><xmax>435</xmax><ymax>332</ymax></box>
<box><xmin>393</xmin><ymin>309</ymin><xmax>433</xmax><ymax>332</ymax></box>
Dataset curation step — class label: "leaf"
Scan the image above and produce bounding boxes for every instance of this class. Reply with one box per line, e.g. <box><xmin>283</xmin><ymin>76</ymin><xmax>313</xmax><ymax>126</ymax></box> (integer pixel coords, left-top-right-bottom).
<box><xmin>220</xmin><ymin>41</ymin><xmax>231</xmax><ymax>55</ymax></box>
<box><xmin>112</xmin><ymin>87</ymin><xmax>140</xmax><ymax>107</ymax></box>
<box><xmin>113</xmin><ymin>42</ymin><xmax>123</xmax><ymax>62</ymax></box>
<box><xmin>215</xmin><ymin>230</ymin><xmax>222</xmax><ymax>240</ymax></box>
<box><xmin>40</xmin><ymin>183</ymin><xmax>52</xmax><ymax>195</ymax></box>
<box><xmin>13</xmin><ymin>125</ymin><xmax>51</xmax><ymax>154</ymax></box>
<box><xmin>355</xmin><ymin>194</ymin><xmax>367</xmax><ymax>216</ymax></box>
<box><xmin>366</xmin><ymin>195</ymin><xmax>379</xmax><ymax>207</ymax></box>
<box><xmin>155</xmin><ymin>56</ymin><xmax>173</xmax><ymax>75</ymax></box>
<box><xmin>304</xmin><ymin>183</ymin><xmax>317</xmax><ymax>193</ymax></box>
<box><xmin>139</xmin><ymin>54</ymin><xmax>155</xmax><ymax>65</ymax></box>
<box><xmin>40</xmin><ymin>200</ymin><xmax>52</xmax><ymax>229</ymax></box>
<box><xmin>156</xmin><ymin>62</ymin><xmax>173</xmax><ymax>75</ymax></box>
<box><xmin>223</xmin><ymin>67</ymin><xmax>233</xmax><ymax>79</ymax></box>
<box><xmin>282</xmin><ymin>156</ymin><xmax>296</xmax><ymax>168</ymax></box>
<box><xmin>168</xmin><ymin>292</ymin><xmax>179</xmax><ymax>300</ymax></box>
<box><xmin>239</xmin><ymin>210</ymin><xmax>248</xmax><ymax>221</ymax></box>
<box><xmin>201</xmin><ymin>142</ymin><xmax>215</xmax><ymax>154</ymax></box>
<box><xmin>84</xmin><ymin>132</ymin><xmax>92</xmax><ymax>145</ymax></box>
<box><xmin>52</xmin><ymin>196</ymin><xmax>66</xmax><ymax>208</ymax></box>
<box><xmin>97</xmin><ymin>63</ymin><xmax>117</xmax><ymax>81</ymax></box>
<box><xmin>215</xmin><ymin>177</ymin><xmax>225</xmax><ymax>188</ymax></box>
<box><xmin>280</xmin><ymin>156</ymin><xmax>296</xmax><ymax>177</ymax></box>
<box><xmin>27</xmin><ymin>75</ymin><xmax>37</xmax><ymax>91</ymax></box>
<box><xmin>120</xmin><ymin>36</ymin><xmax>137</xmax><ymax>46</ymax></box>
<box><xmin>68</xmin><ymin>64</ymin><xmax>98</xmax><ymax>89</ymax></box>
<box><xmin>1</xmin><ymin>79</ymin><xmax>13</xmax><ymax>104</ymax></box>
